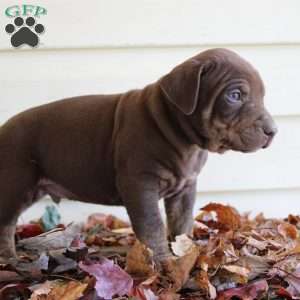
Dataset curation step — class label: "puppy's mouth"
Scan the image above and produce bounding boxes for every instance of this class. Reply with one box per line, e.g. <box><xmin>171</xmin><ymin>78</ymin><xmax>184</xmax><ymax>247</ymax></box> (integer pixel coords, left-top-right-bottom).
<box><xmin>202</xmin><ymin>125</ymin><xmax>276</xmax><ymax>154</ymax></box>
<box><xmin>199</xmin><ymin>131</ymin><xmax>267</xmax><ymax>154</ymax></box>
<box><xmin>216</xmin><ymin>146</ymin><xmax>229</xmax><ymax>154</ymax></box>
<box><xmin>262</xmin><ymin>134</ymin><xmax>274</xmax><ymax>149</ymax></box>
<box><xmin>216</xmin><ymin>141</ymin><xmax>231</xmax><ymax>154</ymax></box>
<box><xmin>228</xmin><ymin>131</ymin><xmax>271</xmax><ymax>153</ymax></box>
<box><xmin>202</xmin><ymin>137</ymin><xmax>231</xmax><ymax>154</ymax></box>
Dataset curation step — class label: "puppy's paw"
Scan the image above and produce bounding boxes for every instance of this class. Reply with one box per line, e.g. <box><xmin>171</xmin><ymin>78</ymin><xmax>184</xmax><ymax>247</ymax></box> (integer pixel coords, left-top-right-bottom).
<box><xmin>0</xmin><ymin>248</ymin><xmax>18</xmax><ymax>265</ymax></box>
<box><xmin>0</xmin><ymin>255</ymin><xmax>18</xmax><ymax>266</ymax></box>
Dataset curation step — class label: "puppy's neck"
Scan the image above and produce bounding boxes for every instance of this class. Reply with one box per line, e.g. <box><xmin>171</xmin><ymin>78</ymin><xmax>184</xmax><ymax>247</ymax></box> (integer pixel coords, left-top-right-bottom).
<box><xmin>142</xmin><ymin>83</ymin><xmax>207</xmax><ymax>152</ymax></box>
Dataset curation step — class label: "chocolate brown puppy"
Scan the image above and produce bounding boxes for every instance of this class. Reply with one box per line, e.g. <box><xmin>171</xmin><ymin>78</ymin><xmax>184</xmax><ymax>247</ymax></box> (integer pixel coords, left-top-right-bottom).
<box><xmin>0</xmin><ymin>48</ymin><xmax>277</xmax><ymax>263</ymax></box>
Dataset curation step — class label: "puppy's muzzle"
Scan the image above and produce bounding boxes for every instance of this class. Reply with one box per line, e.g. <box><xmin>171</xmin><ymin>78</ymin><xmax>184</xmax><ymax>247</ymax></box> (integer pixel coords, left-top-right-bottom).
<box><xmin>262</xmin><ymin>112</ymin><xmax>278</xmax><ymax>149</ymax></box>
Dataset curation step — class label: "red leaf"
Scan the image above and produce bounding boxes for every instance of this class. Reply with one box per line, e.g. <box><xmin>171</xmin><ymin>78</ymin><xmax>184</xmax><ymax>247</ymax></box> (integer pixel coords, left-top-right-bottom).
<box><xmin>16</xmin><ymin>223</ymin><xmax>44</xmax><ymax>239</ymax></box>
<box><xmin>79</xmin><ymin>259</ymin><xmax>133</xmax><ymax>299</ymax></box>
<box><xmin>0</xmin><ymin>283</ymin><xmax>30</xmax><ymax>299</ymax></box>
<box><xmin>276</xmin><ymin>287</ymin><xmax>293</xmax><ymax>299</ymax></box>
<box><xmin>217</xmin><ymin>279</ymin><xmax>268</xmax><ymax>300</ymax></box>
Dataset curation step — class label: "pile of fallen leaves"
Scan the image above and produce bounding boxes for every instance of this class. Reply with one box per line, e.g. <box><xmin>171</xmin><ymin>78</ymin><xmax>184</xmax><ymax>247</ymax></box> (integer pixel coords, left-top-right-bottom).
<box><xmin>2</xmin><ymin>203</ymin><xmax>300</xmax><ymax>300</ymax></box>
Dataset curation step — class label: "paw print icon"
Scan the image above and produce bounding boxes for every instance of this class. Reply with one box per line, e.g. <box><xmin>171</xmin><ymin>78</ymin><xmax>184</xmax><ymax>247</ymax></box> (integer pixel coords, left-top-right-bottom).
<box><xmin>5</xmin><ymin>17</ymin><xmax>45</xmax><ymax>48</ymax></box>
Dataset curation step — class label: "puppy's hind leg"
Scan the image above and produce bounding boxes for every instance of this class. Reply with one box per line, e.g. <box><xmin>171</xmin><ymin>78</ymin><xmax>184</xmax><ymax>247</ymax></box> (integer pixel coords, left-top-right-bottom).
<box><xmin>0</xmin><ymin>163</ymin><xmax>38</xmax><ymax>263</ymax></box>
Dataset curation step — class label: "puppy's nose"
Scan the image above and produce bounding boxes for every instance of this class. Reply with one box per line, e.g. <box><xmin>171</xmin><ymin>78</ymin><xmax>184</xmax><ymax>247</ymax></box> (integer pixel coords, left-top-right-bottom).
<box><xmin>262</xmin><ymin>120</ymin><xmax>277</xmax><ymax>148</ymax></box>
<box><xmin>263</xmin><ymin>122</ymin><xmax>278</xmax><ymax>138</ymax></box>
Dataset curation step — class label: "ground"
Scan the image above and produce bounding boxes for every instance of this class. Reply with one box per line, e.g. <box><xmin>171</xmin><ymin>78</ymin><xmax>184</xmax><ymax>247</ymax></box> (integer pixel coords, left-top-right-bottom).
<box><xmin>1</xmin><ymin>202</ymin><xmax>300</xmax><ymax>300</ymax></box>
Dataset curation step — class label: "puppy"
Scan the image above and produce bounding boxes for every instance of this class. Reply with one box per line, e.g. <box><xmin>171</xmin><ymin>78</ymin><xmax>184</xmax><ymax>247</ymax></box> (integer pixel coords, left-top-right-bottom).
<box><xmin>0</xmin><ymin>48</ymin><xmax>277</xmax><ymax>264</ymax></box>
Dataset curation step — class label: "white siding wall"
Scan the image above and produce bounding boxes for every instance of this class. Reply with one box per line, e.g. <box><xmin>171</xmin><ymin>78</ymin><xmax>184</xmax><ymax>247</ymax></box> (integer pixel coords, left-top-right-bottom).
<box><xmin>0</xmin><ymin>0</ymin><xmax>299</xmax><ymax>222</ymax></box>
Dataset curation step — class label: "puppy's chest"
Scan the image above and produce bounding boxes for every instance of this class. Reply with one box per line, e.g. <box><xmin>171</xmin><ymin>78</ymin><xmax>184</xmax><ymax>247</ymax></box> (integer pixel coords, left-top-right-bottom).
<box><xmin>158</xmin><ymin>148</ymin><xmax>206</xmax><ymax>198</ymax></box>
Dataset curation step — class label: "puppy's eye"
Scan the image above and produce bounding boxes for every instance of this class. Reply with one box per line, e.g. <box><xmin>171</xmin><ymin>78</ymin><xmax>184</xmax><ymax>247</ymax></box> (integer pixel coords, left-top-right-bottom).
<box><xmin>226</xmin><ymin>89</ymin><xmax>242</xmax><ymax>103</ymax></box>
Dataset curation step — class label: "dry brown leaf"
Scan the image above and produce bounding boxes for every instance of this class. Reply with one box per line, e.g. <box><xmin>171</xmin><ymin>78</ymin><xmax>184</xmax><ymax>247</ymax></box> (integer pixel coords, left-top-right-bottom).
<box><xmin>219</xmin><ymin>265</ymin><xmax>250</xmax><ymax>285</ymax></box>
<box><xmin>112</xmin><ymin>227</ymin><xmax>134</xmax><ymax>234</ymax></box>
<box><xmin>159</xmin><ymin>290</ymin><xmax>180</xmax><ymax>300</ymax></box>
<box><xmin>125</xmin><ymin>240</ymin><xmax>156</xmax><ymax>278</ymax></box>
<box><xmin>193</xmin><ymin>220</ymin><xmax>211</xmax><ymax>238</ymax></box>
<box><xmin>84</xmin><ymin>213</ymin><xmax>129</xmax><ymax>231</ymax></box>
<box><xmin>130</xmin><ymin>286</ymin><xmax>159</xmax><ymax>300</ymax></box>
<box><xmin>18</xmin><ymin>223</ymin><xmax>82</xmax><ymax>252</ymax></box>
<box><xmin>196</xmin><ymin>203</ymin><xmax>241</xmax><ymax>232</ymax></box>
<box><xmin>161</xmin><ymin>243</ymin><xmax>199</xmax><ymax>291</ymax></box>
<box><xmin>222</xmin><ymin>265</ymin><xmax>250</xmax><ymax>278</ymax></box>
<box><xmin>287</xmin><ymin>214</ymin><xmax>300</xmax><ymax>226</ymax></box>
<box><xmin>276</xmin><ymin>243</ymin><xmax>300</xmax><ymax>259</ymax></box>
<box><xmin>0</xmin><ymin>270</ymin><xmax>23</xmax><ymax>283</ymax></box>
<box><xmin>268</xmin><ymin>255</ymin><xmax>300</xmax><ymax>278</ymax></box>
<box><xmin>203</xmin><ymin>236</ymin><xmax>236</xmax><ymax>269</ymax></box>
<box><xmin>185</xmin><ymin>270</ymin><xmax>217</xmax><ymax>299</ymax></box>
<box><xmin>284</xmin><ymin>267</ymin><xmax>300</xmax><ymax>298</ymax></box>
<box><xmin>278</xmin><ymin>222</ymin><xmax>298</xmax><ymax>239</ymax></box>
<box><xmin>29</xmin><ymin>281</ymin><xmax>55</xmax><ymax>300</ymax></box>
<box><xmin>46</xmin><ymin>280</ymin><xmax>87</xmax><ymax>300</ymax></box>
<box><xmin>171</xmin><ymin>234</ymin><xmax>195</xmax><ymax>257</ymax></box>
<box><xmin>238</xmin><ymin>252</ymin><xmax>271</xmax><ymax>280</ymax></box>
<box><xmin>246</xmin><ymin>237</ymin><xmax>268</xmax><ymax>251</ymax></box>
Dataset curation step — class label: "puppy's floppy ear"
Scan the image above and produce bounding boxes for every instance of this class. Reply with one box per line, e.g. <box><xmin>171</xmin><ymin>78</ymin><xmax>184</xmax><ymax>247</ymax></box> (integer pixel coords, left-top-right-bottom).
<box><xmin>159</xmin><ymin>59</ymin><xmax>204</xmax><ymax>115</ymax></box>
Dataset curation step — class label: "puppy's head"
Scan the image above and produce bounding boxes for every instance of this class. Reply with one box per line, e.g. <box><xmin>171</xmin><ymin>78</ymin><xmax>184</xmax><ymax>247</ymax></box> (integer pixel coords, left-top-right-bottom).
<box><xmin>159</xmin><ymin>48</ymin><xmax>277</xmax><ymax>153</ymax></box>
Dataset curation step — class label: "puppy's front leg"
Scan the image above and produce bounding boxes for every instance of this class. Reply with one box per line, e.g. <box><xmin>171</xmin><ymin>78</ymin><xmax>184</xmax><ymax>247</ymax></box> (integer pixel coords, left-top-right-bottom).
<box><xmin>0</xmin><ymin>219</ymin><xmax>18</xmax><ymax>263</ymax></box>
<box><xmin>118</xmin><ymin>176</ymin><xmax>171</xmax><ymax>261</ymax></box>
<box><xmin>164</xmin><ymin>182</ymin><xmax>196</xmax><ymax>240</ymax></box>
<box><xmin>119</xmin><ymin>176</ymin><xmax>198</xmax><ymax>290</ymax></box>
